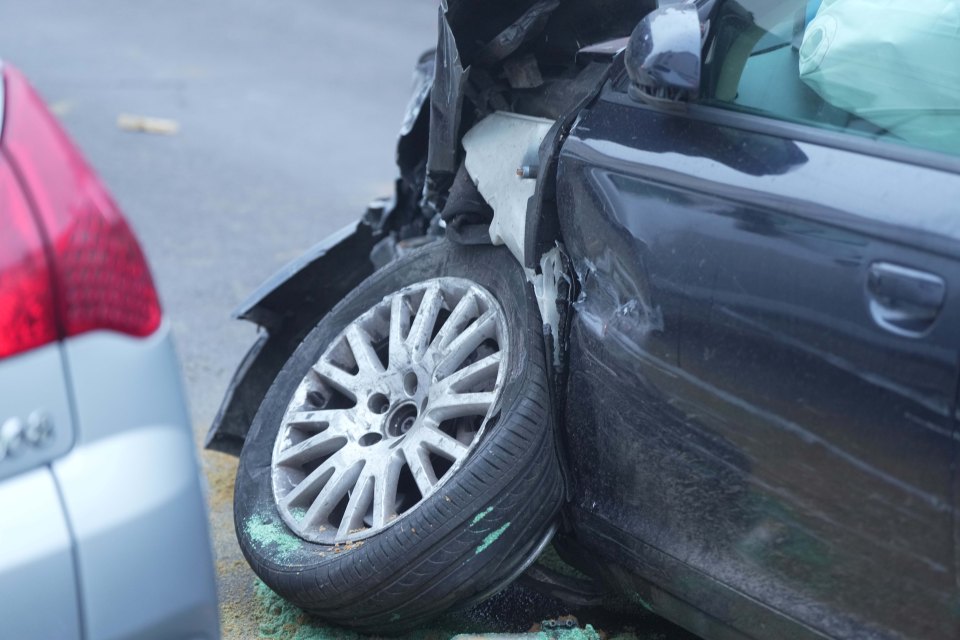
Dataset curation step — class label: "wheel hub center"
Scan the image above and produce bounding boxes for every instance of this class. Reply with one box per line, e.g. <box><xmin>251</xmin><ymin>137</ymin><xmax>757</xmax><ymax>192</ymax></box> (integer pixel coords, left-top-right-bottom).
<box><xmin>386</xmin><ymin>402</ymin><xmax>419</xmax><ymax>438</ymax></box>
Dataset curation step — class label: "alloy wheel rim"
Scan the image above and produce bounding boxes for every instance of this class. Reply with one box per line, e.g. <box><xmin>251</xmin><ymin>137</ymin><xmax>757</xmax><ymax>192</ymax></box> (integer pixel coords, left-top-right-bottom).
<box><xmin>271</xmin><ymin>278</ymin><xmax>508</xmax><ymax>544</ymax></box>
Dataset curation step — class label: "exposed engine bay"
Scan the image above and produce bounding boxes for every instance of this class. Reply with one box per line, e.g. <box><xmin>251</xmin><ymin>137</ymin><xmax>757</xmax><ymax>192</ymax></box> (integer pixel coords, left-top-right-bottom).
<box><xmin>400</xmin><ymin>0</ymin><xmax>654</xmax><ymax>263</ymax></box>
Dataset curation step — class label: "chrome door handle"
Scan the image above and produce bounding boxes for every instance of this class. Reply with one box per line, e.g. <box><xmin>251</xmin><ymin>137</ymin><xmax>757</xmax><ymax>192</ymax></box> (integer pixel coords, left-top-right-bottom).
<box><xmin>867</xmin><ymin>262</ymin><xmax>946</xmax><ymax>337</ymax></box>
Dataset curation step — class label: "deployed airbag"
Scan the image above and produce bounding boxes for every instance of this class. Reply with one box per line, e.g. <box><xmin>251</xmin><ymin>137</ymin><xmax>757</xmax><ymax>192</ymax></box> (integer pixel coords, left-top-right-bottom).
<box><xmin>799</xmin><ymin>0</ymin><xmax>960</xmax><ymax>155</ymax></box>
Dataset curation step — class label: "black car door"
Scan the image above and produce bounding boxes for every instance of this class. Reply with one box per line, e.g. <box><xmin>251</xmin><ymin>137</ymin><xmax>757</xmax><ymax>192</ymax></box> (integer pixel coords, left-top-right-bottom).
<box><xmin>556</xmin><ymin>4</ymin><xmax>960</xmax><ymax>639</ymax></box>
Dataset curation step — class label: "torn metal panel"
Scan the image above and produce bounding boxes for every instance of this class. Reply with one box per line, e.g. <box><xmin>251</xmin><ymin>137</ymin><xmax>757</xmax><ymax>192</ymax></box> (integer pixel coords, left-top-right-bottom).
<box><xmin>399</xmin><ymin>50</ymin><xmax>435</xmax><ymax>139</ymax></box>
<box><xmin>424</xmin><ymin>0</ymin><xmax>552</xmax><ymax>215</ymax></box>
<box><xmin>441</xmin><ymin>0</ymin><xmax>558</xmax><ymax>67</ymax></box>
<box><xmin>425</xmin><ymin>0</ymin><xmax>558</xmax><ymax>208</ymax></box>
<box><xmin>520</xmin><ymin>62</ymin><xmax>617</xmax><ymax>270</ymax></box>
<box><xmin>462</xmin><ymin>111</ymin><xmax>554</xmax><ymax>264</ymax></box>
<box><xmin>424</xmin><ymin>0</ymin><xmax>652</xmax><ymax>217</ymax></box>
<box><xmin>396</xmin><ymin>49</ymin><xmax>434</xmax><ymax>192</ymax></box>
<box><xmin>425</xmin><ymin>6</ymin><xmax>467</xmax><ymax>184</ymax></box>
<box><xmin>528</xmin><ymin>247</ymin><xmax>571</xmax><ymax>368</ymax></box>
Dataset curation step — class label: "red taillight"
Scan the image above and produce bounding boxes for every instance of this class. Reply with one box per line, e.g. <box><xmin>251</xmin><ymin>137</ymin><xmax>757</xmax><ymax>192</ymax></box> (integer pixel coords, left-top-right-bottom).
<box><xmin>0</xmin><ymin>154</ymin><xmax>59</xmax><ymax>357</ymax></box>
<box><xmin>0</xmin><ymin>65</ymin><xmax>161</xmax><ymax>360</ymax></box>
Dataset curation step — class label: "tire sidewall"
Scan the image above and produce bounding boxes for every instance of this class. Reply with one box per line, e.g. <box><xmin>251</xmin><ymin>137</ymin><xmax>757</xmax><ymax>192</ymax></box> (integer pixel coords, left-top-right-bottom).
<box><xmin>235</xmin><ymin>241</ymin><xmax>546</xmax><ymax>580</ymax></box>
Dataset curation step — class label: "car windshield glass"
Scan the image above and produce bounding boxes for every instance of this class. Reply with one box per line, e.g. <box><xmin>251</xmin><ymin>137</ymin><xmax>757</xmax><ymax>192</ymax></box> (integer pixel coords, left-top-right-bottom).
<box><xmin>701</xmin><ymin>0</ymin><xmax>960</xmax><ymax>158</ymax></box>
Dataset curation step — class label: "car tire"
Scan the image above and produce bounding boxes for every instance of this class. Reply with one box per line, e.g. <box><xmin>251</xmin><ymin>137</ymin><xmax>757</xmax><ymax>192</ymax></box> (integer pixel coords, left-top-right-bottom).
<box><xmin>234</xmin><ymin>240</ymin><xmax>563</xmax><ymax>633</ymax></box>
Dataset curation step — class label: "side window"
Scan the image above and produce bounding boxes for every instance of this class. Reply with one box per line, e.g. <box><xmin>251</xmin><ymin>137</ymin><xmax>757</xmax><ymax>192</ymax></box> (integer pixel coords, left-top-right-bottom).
<box><xmin>700</xmin><ymin>0</ymin><xmax>960</xmax><ymax>158</ymax></box>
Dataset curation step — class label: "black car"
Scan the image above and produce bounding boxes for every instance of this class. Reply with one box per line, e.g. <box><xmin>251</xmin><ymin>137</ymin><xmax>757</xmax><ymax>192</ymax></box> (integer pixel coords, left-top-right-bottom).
<box><xmin>207</xmin><ymin>1</ymin><xmax>960</xmax><ymax>639</ymax></box>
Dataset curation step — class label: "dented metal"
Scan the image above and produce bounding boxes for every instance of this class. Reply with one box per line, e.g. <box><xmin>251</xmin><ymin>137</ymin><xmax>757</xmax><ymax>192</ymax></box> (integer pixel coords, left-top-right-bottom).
<box><xmin>528</xmin><ymin>247</ymin><xmax>570</xmax><ymax>368</ymax></box>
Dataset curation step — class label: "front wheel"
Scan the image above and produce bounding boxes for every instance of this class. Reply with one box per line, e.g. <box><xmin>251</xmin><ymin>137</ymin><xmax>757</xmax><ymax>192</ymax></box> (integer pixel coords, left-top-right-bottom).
<box><xmin>233</xmin><ymin>241</ymin><xmax>563</xmax><ymax>633</ymax></box>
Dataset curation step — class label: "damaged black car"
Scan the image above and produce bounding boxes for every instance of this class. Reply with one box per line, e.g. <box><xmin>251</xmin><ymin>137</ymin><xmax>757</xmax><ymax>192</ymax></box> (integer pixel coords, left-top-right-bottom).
<box><xmin>207</xmin><ymin>1</ymin><xmax>960</xmax><ymax>638</ymax></box>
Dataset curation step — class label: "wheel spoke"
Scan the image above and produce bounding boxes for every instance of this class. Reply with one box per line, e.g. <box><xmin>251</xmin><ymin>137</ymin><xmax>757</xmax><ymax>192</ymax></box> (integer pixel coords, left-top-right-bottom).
<box><xmin>312</xmin><ymin>360</ymin><xmax>358</xmax><ymax>399</ymax></box>
<box><xmin>434</xmin><ymin>309</ymin><xmax>498</xmax><ymax>379</ymax></box>
<box><xmin>418</xmin><ymin>425</ymin><xmax>469</xmax><ymax>461</ymax></box>
<box><xmin>407</xmin><ymin>283</ymin><xmax>443</xmax><ymax>359</ymax></box>
<box><xmin>346</xmin><ymin>324</ymin><xmax>384</xmax><ymax>375</ymax></box>
<box><xmin>426</xmin><ymin>390</ymin><xmax>496</xmax><ymax>422</ymax></box>
<box><xmin>403</xmin><ymin>445</ymin><xmax>437</xmax><ymax>496</ymax></box>
<box><xmin>388</xmin><ymin>294</ymin><xmax>412</xmax><ymax>369</ymax></box>
<box><xmin>302</xmin><ymin>461</ymin><xmax>365</xmax><ymax>527</ymax></box>
<box><xmin>336</xmin><ymin>471</ymin><xmax>375</xmax><ymax>540</ymax></box>
<box><xmin>427</xmin><ymin>289</ymin><xmax>479</xmax><ymax>360</ymax></box>
<box><xmin>436</xmin><ymin>352</ymin><xmax>501</xmax><ymax>394</ymax></box>
<box><xmin>456</xmin><ymin>421</ymin><xmax>478</xmax><ymax>446</ymax></box>
<box><xmin>371</xmin><ymin>454</ymin><xmax>403</xmax><ymax>528</ymax></box>
<box><xmin>284</xmin><ymin>409</ymin><xmax>340</xmax><ymax>431</ymax></box>
<box><xmin>275</xmin><ymin>429</ymin><xmax>348</xmax><ymax>467</ymax></box>
<box><xmin>281</xmin><ymin>451</ymin><xmax>346</xmax><ymax>509</ymax></box>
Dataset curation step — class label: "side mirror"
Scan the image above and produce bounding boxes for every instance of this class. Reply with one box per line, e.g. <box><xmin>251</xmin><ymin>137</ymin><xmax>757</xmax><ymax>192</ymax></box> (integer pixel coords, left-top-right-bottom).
<box><xmin>625</xmin><ymin>3</ymin><xmax>703</xmax><ymax>108</ymax></box>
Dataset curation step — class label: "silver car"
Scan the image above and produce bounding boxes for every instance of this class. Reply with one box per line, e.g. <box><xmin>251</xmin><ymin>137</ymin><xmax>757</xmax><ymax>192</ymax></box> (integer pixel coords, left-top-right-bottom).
<box><xmin>0</xmin><ymin>60</ymin><xmax>219</xmax><ymax>639</ymax></box>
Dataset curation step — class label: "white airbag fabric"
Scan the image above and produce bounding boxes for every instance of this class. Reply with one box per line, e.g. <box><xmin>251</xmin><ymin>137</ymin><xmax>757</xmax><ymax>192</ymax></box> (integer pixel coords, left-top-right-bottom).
<box><xmin>799</xmin><ymin>0</ymin><xmax>960</xmax><ymax>154</ymax></box>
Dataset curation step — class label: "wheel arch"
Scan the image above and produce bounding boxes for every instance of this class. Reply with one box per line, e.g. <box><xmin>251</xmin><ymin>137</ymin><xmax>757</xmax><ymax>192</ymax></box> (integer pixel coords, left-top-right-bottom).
<box><xmin>205</xmin><ymin>220</ymin><xmax>382</xmax><ymax>455</ymax></box>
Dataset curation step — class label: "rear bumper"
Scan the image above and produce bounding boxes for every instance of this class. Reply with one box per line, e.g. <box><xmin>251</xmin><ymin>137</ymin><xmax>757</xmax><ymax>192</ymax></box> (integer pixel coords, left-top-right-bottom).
<box><xmin>54</xmin><ymin>325</ymin><xmax>219</xmax><ymax>640</ymax></box>
<box><xmin>0</xmin><ymin>467</ymin><xmax>82</xmax><ymax>639</ymax></box>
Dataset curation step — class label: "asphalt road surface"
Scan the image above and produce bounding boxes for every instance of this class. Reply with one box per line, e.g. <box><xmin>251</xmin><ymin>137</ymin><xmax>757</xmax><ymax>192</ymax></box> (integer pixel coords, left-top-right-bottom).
<box><xmin>0</xmin><ymin>3</ymin><xmax>696</xmax><ymax>638</ymax></box>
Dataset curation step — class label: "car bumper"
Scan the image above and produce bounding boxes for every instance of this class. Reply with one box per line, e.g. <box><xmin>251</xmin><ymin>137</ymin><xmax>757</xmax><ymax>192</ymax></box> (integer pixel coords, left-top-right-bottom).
<box><xmin>52</xmin><ymin>325</ymin><xmax>219</xmax><ymax>640</ymax></box>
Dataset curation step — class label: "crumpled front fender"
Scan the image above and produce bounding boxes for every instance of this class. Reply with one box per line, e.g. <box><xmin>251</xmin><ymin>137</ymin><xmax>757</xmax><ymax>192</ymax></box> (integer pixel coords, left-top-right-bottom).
<box><xmin>205</xmin><ymin>220</ymin><xmax>382</xmax><ymax>455</ymax></box>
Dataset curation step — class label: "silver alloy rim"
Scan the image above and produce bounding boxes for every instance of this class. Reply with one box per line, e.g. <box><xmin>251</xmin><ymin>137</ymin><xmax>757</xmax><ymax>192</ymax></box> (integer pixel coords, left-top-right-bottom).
<box><xmin>271</xmin><ymin>278</ymin><xmax>509</xmax><ymax>544</ymax></box>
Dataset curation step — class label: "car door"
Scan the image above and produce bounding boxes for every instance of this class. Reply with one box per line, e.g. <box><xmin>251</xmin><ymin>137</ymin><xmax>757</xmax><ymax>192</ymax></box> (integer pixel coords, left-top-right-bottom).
<box><xmin>556</xmin><ymin>3</ymin><xmax>960</xmax><ymax>639</ymax></box>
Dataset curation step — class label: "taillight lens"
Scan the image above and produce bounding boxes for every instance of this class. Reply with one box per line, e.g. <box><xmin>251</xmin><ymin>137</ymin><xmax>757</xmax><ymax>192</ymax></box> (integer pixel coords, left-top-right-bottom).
<box><xmin>0</xmin><ymin>65</ymin><xmax>161</xmax><ymax>360</ymax></box>
<box><xmin>0</xmin><ymin>154</ymin><xmax>59</xmax><ymax>357</ymax></box>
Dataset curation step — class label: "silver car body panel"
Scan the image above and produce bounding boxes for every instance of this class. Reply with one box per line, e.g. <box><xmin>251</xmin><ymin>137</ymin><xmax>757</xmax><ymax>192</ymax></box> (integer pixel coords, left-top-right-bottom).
<box><xmin>0</xmin><ymin>341</ymin><xmax>75</xmax><ymax>481</ymax></box>
<box><xmin>0</xmin><ymin>467</ymin><xmax>82</xmax><ymax>639</ymax></box>
<box><xmin>54</xmin><ymin>325</ymin><xmax>219</xmax><ymax>640</ymax></box>
<box><xmin>0</xmin><ymin>342</ymin><xmax>81</xmax><ymax>637</ymax></box>
<box><xmin>0</xmin><ymin>325</ymin><xmax>219</xmax><ymax>640</ymax></box>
